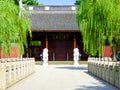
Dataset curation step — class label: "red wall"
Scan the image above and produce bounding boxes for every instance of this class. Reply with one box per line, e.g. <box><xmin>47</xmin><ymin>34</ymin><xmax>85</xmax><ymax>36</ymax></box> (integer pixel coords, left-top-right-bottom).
<box><xmin>103</xmin><ymin>46</ymin><xmax>112</xmax><ymax>57</ymax></box>
<box><xmin>0</xmin><ymin>46</ymin><xmax>20</xmax><ymax>58</ymax></box>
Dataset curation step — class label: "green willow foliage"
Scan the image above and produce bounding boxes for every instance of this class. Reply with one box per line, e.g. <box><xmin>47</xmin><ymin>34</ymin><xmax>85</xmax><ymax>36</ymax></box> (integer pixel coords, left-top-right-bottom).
<box><xmin>14</xmin><ymin>0</ymin><xmax>39</xmax><ymax>5</ymax></box>
<box><xmin>0</xmin><ymin>0</ymin><xmax>31</xmax><ymax>55</ymax></box>
<box><xmin>76</xmin><ymin>0</ymin><xmax>120</xmax><ymax>57</ymax></box>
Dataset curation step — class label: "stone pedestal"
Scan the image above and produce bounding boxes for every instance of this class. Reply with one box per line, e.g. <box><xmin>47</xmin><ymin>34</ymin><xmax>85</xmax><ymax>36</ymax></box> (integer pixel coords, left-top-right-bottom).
<box><xmin>73</xmin><ymin>60</ymin><xmax>79</xmax><ymax>66</ymax></box>
<box><xmin>43</xmin><ymin>60</ymin><xmax>48</xmax><ymax>66</ymax></box>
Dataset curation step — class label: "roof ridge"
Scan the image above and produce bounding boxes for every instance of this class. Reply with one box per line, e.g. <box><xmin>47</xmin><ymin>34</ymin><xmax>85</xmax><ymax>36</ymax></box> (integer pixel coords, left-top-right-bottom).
<box><xmin>27</xmin><ymin>5</ymin><xmax>76</xmax><ymax>11</ymax></box>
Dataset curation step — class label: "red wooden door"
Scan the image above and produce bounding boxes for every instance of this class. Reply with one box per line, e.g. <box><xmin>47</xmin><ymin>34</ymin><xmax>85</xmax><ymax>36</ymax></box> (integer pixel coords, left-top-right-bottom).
<box><xmin>55</xmin><ymin>41</ymin><xmax>67</xmax><ymax>61</ymax></box>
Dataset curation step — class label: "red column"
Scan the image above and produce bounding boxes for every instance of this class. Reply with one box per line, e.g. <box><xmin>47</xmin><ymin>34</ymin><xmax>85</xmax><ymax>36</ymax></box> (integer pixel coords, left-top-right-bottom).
<box><xmin>46</xmin><ymin>35</ymin><xmax>48</xmax><ymax>48</ymax></box>
<box><xmin>74</xmin><ymin>35</ymin><xmax>76</xmax><ymax>48</ymax></box>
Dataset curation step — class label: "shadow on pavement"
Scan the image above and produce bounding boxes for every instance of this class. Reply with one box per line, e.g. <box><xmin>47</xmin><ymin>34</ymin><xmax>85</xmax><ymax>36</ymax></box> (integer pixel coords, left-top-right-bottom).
<box><xmin>75</xmin><ymin>72</ymin><xmax>119</xmax><ymax>90</ymax></box>
<box><xmin>55</xmin><ymin>65</ymin><xmax>87</xmax><ymax>71</ymax></box>
<box><xmin>75</xmin><ymin>84</ymin><xmax>119</xmax><ymax>90</ymax></box>
<box><xmin>55</xmin><ymin>66</ymin><xmax>119</xmax><ymax>90</ymax></box>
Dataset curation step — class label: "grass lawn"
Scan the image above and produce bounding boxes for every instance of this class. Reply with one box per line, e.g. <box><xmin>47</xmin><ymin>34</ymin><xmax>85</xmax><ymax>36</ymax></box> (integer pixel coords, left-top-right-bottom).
<box><xmin>35</xmin><ymin>61</ymin><xmax>88</xmax><ymax>65</ymax></box>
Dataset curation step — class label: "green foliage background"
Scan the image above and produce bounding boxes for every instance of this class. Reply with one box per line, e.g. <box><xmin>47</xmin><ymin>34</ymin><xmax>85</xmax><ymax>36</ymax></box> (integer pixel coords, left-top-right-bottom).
<box><xmin>76</xmin><ymin>0</ymin><xmax>120</xmax><ymax>57</ymax></box>
<box><xmin>14</xmin><ymin>0</ymin><xmax>39</xmax><ymax>5</ymax></box>
<box><xmin>0</xmin><ymin>0</ymin><xmax>31</xmax><ymax>55</ymax></box>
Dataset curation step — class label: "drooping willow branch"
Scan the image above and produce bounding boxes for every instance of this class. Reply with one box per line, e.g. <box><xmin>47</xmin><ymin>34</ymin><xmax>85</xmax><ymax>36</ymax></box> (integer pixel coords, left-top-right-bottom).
<box><xmin>76</xmin><ymin>0</ymin><xmax>120</xmax><ymax>57</ymax></box>
<box><xmin>0</xmin><ymin>0</ymin><xmax>31</xmax><ymax>55</ymax></box>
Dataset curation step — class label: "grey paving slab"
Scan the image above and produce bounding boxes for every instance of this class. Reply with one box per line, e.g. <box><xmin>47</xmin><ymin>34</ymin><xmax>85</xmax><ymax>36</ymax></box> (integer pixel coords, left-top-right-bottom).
<box><xmin>7</xmin><ymin>65</ymin><xmax>118</xmax><ymax>90</ymax></box>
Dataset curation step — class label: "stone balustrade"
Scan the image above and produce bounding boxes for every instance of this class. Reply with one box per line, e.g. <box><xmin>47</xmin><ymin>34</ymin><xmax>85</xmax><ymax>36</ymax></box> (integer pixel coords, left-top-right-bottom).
<box><xmin>88</xmin><ymin>57</ymin><xmax>120</xmax><ymax>89</ymax></box>
<box><xmin>0</xmin><ymin>58</ymin><xmax>35</xmax><ymax>90</ymax></box>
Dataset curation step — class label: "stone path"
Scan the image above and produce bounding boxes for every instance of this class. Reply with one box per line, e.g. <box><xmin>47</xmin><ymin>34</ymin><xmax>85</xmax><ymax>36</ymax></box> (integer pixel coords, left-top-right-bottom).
<box><xmin>7</xmin><ymin>65</ymin><xmax>118</xmax><ymax>90</ymax></box>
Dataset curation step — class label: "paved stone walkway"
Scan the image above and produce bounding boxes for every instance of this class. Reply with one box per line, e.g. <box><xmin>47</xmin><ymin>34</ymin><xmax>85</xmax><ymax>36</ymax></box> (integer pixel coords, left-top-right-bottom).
<box><xmin>7</xmin><ymin>65</ymin><xmax>118</xmax><ymax>90</ymax></box>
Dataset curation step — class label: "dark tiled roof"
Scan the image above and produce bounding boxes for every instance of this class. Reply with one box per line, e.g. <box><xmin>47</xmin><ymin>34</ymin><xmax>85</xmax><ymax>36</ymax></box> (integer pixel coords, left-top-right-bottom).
<box><xmin>28</xmin><ymin>6</ymin><xmax>79</xmax><ymax>31</ymax></box>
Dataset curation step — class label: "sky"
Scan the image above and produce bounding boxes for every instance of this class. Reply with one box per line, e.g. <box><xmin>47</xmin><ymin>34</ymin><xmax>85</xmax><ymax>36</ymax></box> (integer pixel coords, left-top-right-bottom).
<box><xmin>37</xmin><ymin>0</ymin><xmax>76</xmax><ymax>5</ymax></box>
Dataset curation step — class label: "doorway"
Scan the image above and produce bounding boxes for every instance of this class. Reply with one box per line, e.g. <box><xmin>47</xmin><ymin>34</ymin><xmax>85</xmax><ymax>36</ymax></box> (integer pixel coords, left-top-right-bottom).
<box><xmin>55</xmin><ymin>40</ymin><xmax>67</xmax><ymax>61</ymax></box>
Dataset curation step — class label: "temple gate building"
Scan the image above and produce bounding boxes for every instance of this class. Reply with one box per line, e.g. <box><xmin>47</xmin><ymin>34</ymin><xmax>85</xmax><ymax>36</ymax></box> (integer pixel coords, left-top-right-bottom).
<box><xmin>23</xmin><ymin>5</ymin><xmax>88</xmax><ymax>61</ymax></box>
<box><xmin>0</xmin><ymin>5</ymin><xmax>111</xmax><ymax>60</ymax></box>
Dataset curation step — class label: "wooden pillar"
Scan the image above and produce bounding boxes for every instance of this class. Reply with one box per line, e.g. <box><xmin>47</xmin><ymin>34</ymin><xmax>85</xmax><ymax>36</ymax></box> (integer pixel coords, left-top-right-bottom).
<box><xmin>46</xmin><ymin>35</ymin><xmax>48</xmax><ymax>48</ymax></box>
<box><xmin>74</xmin><ymin>35</ymin><xmax>76</xmax><ymax>48</ymax></box>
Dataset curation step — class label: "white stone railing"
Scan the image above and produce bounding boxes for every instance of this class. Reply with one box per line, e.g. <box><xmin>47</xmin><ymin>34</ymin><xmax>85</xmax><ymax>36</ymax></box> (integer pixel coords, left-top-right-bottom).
<box><xmin>0</xmin><ymin>58</ymin><xmax>35</xmax><ymax>90</ymax></box>
<box><xmin>88</xmin><ymin>57</ymin><xmax>120</xmax><ymax>89</ymax></box>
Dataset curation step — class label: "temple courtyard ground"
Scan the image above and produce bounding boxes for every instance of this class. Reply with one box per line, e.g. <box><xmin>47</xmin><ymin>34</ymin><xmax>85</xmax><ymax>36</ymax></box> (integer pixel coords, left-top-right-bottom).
<box><xmin>7</xmin><ymin>64</ymin><xmax>118</xmax><ymax>90</ymax></box>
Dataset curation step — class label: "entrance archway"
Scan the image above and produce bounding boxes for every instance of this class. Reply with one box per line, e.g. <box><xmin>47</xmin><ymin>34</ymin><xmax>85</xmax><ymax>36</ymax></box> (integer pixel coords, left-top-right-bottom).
<box><xmin>25</xmin><ymin>32</ymin><xmax>88</xmax><ymax>61</ymax></box>
<box><xmin>55</xmin><ymin>40</ymin><xmax>67</xmax><ymax>61</ymax></box>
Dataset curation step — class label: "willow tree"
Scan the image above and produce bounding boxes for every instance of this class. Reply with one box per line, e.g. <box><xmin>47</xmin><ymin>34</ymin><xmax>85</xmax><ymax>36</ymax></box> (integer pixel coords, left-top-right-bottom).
<box><xmin>76</xmin><ymin>0</ymin><xmax>120</xmax><ymax>59</ymax></box>
<box><xmin>0</xmin><ymin>0</ymin><xmax>31</xmax><ymax>55</ymax></box>
<box><xmin>14</xmin><ymin>0</ymin><xmax>39</xmax><ymax>5</ymax></box>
